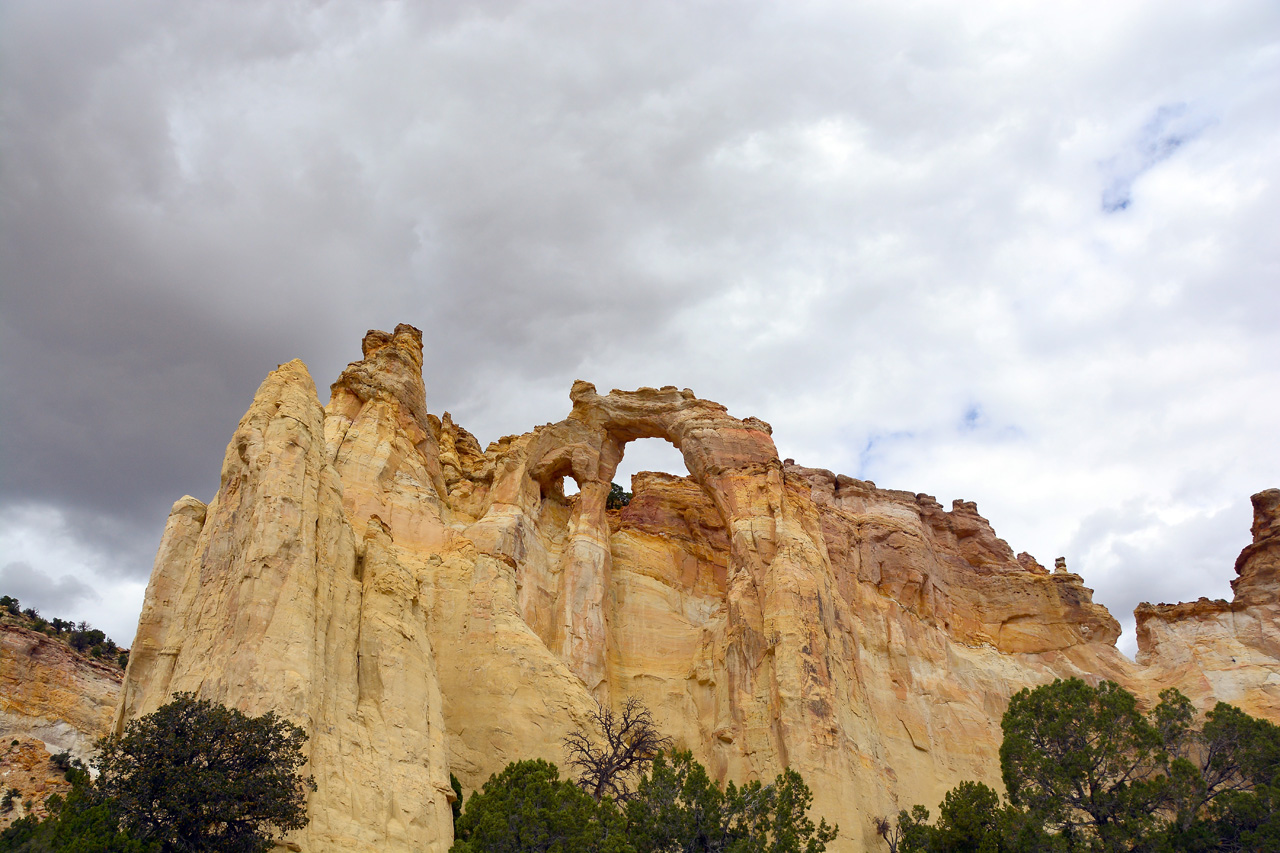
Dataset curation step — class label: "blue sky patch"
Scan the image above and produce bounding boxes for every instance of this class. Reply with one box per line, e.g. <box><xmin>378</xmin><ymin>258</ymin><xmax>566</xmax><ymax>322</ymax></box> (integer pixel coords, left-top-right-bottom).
<box><xmin>1101</xmin><ymin>103</ymin><xmax>1211</xmax><ymax>213</ymax></box>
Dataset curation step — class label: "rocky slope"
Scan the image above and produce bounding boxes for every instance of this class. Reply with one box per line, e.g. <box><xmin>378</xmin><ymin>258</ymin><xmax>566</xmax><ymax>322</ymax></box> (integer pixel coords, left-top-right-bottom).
<box><xmin>114</xmin><ymin>325</ymin><xmax>1280</xmax><ymax>853</ymax></box>
<box><xmin>0</xmin><ymin>623</ymin><xmax>123</xmax><ymax>828</ymax></box>
<box><xmin>1</xmin><ymin>624</ymin><xmax>122</xmax><ymax>765</ymax></box>
<box><xmin>0</xmin><ymin>739</ymin><xmax>74</xmax><ymax>831</ymax></box>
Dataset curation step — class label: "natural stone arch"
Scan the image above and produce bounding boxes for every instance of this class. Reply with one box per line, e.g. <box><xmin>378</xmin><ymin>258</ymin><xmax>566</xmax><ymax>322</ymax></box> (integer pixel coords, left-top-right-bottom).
<box><xmin>529</xmin><ymin>442</ymin><xmax>596</xmax><ymax>501</ymax></box>
<box><xmin>515</xmin><ymin>382</ymin><xmax>785</xmax><ymax>704</ymax></box>
<box><xmin>555</xmin><ymin>381</ymin><xmax>781</xmax><ymax>528</ymax></box>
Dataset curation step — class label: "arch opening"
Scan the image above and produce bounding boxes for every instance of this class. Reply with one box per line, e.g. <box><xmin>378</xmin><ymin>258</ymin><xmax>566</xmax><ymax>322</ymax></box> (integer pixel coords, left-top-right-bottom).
<box><xmin>532</xmin><ymin>452</ymin><xmax>583</xmax><ymax>503</ymax></box>
<box><xmin>562</xmin><ymin>475</ymin><xmax>581</xmax><ymax>498</ymax></box>
<box><xmin>612</xmin><ymin>437</ymin><xmax>690</xmax><ymax>494</ymax></box>
<box><xmin>538</xmin><ymin>473</ymin><xmax>581</xmax><ymax>502</ymax></box>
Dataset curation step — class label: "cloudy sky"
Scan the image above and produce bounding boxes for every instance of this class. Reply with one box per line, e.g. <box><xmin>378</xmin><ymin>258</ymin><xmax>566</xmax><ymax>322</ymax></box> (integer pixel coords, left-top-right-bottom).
<box><xmin>2</xmin><ymin>0</ymin><xmax>1277</xmax><ymax>655</ymax></box>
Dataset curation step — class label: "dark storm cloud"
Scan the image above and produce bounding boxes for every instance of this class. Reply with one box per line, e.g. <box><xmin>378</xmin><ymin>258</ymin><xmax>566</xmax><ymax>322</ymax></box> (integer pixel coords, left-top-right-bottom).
<box><xmin>1</xmin><ymin>0</ymin><xmax>1278</xmax><ymax>645</ymax></box>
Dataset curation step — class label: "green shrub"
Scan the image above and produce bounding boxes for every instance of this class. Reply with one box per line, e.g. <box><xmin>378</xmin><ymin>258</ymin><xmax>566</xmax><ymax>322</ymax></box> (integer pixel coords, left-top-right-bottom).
<box><xmin>606</xmin><ymin>483</ymin><xmax>632</xmax><ymax>510</ymax></box>
<box><xmin>886</xmin><ymin>679</ymin><xmax>1280</xmax><ymax>852</ymax></box>
<box><xmin>450</xmin><ymin>759</ymin><xmax>622</xmax><ymax>853</ymax></box>
<box><xmin>96</xmin><ymin>692</ymin><xmax>314</xmax><ymax>853</ymax></box>
<box><xmin>629</xmin><ymin>750</ymin><xmax>837</xmax><ymax>853</ymax></box>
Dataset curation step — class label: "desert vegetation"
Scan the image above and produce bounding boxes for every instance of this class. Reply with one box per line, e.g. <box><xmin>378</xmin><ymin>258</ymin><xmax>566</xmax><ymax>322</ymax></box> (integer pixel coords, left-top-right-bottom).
<box><xmin>5</xmin><ymin>683</ymin><xmax>1274</xmax><ymax>852</ymax></box>
<box><xmin>450</xmin><ymin>697</ymin><xmax>837</xmax><ymax>853</ymax></box>
<box><xmin>606</xmin><ymin>482</ymin><xmax>633</xmax><ymax>510</ymax></box>
<box><xmin>877</xmin><ymin>678</ymin><xmax>1280</xmax><ymax>852</ymax></box>
<box><xmin>0</xmin><ymin>596</ymin><xmax>128</xmax><ymax>670</ymax></box>
<box><xmin>0</xmin><ymin>693</ymin><xmax>314</xmax><ymax>853</ymax></box>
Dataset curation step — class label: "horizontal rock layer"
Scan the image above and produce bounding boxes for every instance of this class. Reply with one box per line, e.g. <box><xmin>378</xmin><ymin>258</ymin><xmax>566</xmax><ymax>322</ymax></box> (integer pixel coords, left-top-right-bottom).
<box><xmin>113</xmin><ymin>325</ymin><xmax>1280</xmax><ymax>853</ymax></box>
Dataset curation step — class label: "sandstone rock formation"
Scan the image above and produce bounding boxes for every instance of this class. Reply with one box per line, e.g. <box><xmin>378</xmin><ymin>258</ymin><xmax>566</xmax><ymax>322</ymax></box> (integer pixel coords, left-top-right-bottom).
<box><xmin>117</xmin><ymin>355</ymin><xmax>452</xmax><ymax>853</ymax></box>
<box><xmin>114</xmin><ymin>325</ymin><xmax>1280</xmax><ymax>853</ymax></box>
<box><xmin>0</xmin><ymin>623</ymin><xmax>122</xmax><ymax>829</ymax></box>
<box><xmin>1</xmin><ymin>624</ymin><xmax>121</xmax><ymax>765</ymax></box>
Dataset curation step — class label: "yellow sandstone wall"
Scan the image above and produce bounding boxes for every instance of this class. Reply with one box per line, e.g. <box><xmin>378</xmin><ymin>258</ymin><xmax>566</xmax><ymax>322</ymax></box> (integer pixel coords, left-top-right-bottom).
<box><xmin>113</xmin><ymin>324</ymin><xmax>1280</xmax><ymax>852</ymax></box>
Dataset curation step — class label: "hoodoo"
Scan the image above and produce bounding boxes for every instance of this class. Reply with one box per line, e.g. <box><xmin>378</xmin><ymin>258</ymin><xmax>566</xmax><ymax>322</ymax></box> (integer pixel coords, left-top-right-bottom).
<box><xmin>102</xmin><ymin>325</ymin><xmax>1278</xmax><ymax>852</ymax></box>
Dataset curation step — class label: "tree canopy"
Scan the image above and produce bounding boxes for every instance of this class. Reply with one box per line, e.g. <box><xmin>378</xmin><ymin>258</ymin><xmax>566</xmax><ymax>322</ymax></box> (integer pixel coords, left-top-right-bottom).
<box><xmin>881</xmin><ymin>678</ymin><xmax>1280</xmax><ymax>852</ymax></box>
<box><xmin>96</xmin><ymin>693</ymin><xmax>314</xmax><ymax>853</ymax></box>
<box><xmin>627</xmin><ymin>750</ymin><xmax>837</xmax><ymax>853</ymax></box>
<box><xmin>450</xmin><ymin>759</ymin><xmax>629</xmax><ymax>853</ymax></box>
<box><xmin>451</xmin><ymin>747</ymin><xmax>837</xmax><ymax>853</ymax></box>
<box><xmin>1</xmin><ymin>694</ymin><xmax>314</xmax><ymax>853</ymax></box>
<box><xmin>606</xmin><ymin>483</ymin><xmax>632</xmax><ymax>510</ymax></box>
<box><xmin>999</xmin><ymin>678</ymin><xmax>1166</xmax><ymax>849</ymax></box>
<box><xmin>0</xmin><ymin>769</ymin><xmax>159</xmax><ymax>853</ymax></box>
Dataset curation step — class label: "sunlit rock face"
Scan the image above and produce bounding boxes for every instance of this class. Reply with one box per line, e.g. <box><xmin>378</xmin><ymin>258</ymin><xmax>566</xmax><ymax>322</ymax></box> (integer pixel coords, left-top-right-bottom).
<box><xmin>115</xmin><ymin>325</ymin><xmax>1280</xmax><ymax>853</ymax></box>
<box><xmin>117</xmin><ymin>351</ymin><xmax>452</xmax><ymax>853</ymax></box>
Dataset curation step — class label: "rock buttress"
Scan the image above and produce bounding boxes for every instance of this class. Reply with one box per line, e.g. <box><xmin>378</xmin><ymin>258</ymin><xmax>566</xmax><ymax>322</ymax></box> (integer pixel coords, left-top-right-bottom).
<box><xmin>115</xmin><ymin>358</ymin><xmax>452</xmax><ymax>853</ymax></box>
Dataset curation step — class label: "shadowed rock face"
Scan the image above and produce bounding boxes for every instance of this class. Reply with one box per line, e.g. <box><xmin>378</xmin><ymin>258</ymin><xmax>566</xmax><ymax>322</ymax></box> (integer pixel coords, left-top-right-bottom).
<box><xmin>112</xmin><ymin>326</ymin><xmax>1280</xmax><ymax>853</ymax></box>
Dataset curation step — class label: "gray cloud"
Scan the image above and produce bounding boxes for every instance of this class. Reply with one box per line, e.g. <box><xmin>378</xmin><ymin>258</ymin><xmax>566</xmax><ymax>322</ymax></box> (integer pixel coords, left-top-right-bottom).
<box><xmin>0</xmin><ymin>562</ymin><xmax>100</xmax><ymax>616</ymax></box>
<box><xmin>0</xmin><ymin>505</ymin><xmax>150</xmax><ymax>645</ymax></box>
<box><xmin>1</xmin><ymin>0</ymin><xmax>1278</xmax><ymax>651</ymax></box>
<box><xmin>1067</xmin><ymin>495</ymin><xmax>1246</xmax><ymax>656</ymax></box>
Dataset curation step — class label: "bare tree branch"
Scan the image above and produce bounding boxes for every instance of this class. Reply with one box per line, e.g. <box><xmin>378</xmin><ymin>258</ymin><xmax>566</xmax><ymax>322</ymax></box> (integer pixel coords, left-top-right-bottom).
<box><xmin>563</xmin><ymin>696</ymin><xmax>673</xmax><ymax>802</ymax></box>
<box><xmin>873</xmin><ymin>815</ymin><xmax>901</xmax><ymax>853</ymax></box>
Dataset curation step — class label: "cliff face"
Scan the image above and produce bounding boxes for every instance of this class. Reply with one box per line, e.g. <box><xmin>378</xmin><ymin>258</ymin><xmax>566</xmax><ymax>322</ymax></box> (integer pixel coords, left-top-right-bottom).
<box><xmin>1</xmin><ymin>624</ymin><xmax>121</xmax><ymax>764</ymax></box>
<box><xmin>117</xmin><ymin>354</ymin><xmax>452</xmax><ymax>853</ymax></box>
<box><xmin>0</xmin><ymin>624</ymin><xmax>123</xmax><ymax>829</ymax></box>
<box><xmin>115</xmin><ymin>325</ymin><xmax>1280</xmax><ymax>853</ymax></box>
<box><xmin>0</xmin><ymin>739</ymin><xmax>74</xmax><ymax>830</ymax></box>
